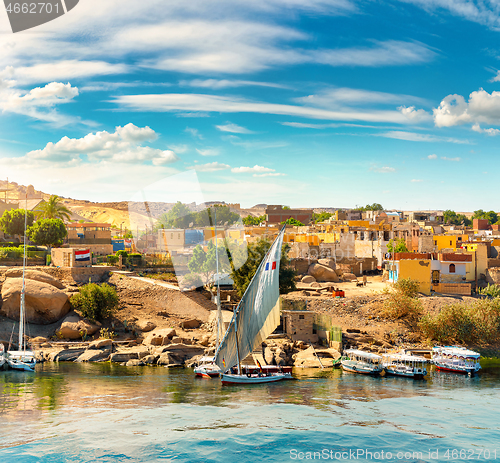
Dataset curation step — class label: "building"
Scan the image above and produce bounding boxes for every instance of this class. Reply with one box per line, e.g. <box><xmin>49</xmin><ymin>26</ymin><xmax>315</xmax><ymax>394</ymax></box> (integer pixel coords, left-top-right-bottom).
<box><xmin>282</xmin><ymin>310</ymin><xmax>318</xmax><ymax>343</ymax></box>
<box><xmin>265</xmin><ymin>205</ymin><xmax>313</xmax><ymax>226</ymax></box>
<box><xmin>51</xmin><ymin>247</ymin><xmax>92</xmax><ymax>267</ymax></box>
<box><xmin>66</xmin><ymin>223</ymin><xmax>113</xmax><ymax>255</ymax></box>
<box><xmin>157</xmin><ymin>229</ymin><xmax>185</xmax><ymax>253</ymax></box>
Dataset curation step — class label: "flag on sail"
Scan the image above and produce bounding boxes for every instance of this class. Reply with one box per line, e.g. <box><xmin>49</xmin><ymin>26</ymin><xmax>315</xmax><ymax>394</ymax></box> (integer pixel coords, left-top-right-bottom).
<box><xmin>214</xmin><ymin>227</ymin><xmax>285</xmax><ymax>372</ymax></box>
<box><xmin>75</xmin><ymin>249</ymin><xmax>90</xmax><ymax>261</ymax></box>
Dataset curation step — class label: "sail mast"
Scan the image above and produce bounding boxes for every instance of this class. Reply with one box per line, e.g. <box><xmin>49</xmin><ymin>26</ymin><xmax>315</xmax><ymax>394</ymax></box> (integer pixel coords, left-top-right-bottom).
<box><xmin>19</xmin><ymin>194</ymin><xmax>27</xmax><ymax>353</ymax></box>
<box><xmin>214</xmin><ymin>207</ymin><xmax>222</xmax><ymax>350</ymax></box>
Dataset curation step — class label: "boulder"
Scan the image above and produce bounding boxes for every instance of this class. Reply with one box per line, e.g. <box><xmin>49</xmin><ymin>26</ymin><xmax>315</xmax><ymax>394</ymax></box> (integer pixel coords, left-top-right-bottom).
<box><xmin>49</xmin><ymin>348</ymin><xmax>86</xmax><ymax>362</ymax></box>
<box><xmin>342</xmin><ymin>273</ymin><xmax>357</xmax><ymax>281</ymax></box>
<box><xmin>264</xmin><ymin>346</ymin><xmax>275</xmax><ymax>365</ymax></box>
<box><xmin>88</xmin><ymin>339</ymin><xmax>112</xmax><ymax>350</ymax></box>
<box><xmin>142</xmin><ymin>355</ymin><xmax>156</xmax><ymax>364</ymax></box>
<box><xmin>142</xmin><ymin>328</ymin><xmax>176</xmax><ymax>346</ymax></box>
<box><xmin>180</xmin><ymin>319</ymin><xmax>201</xmax><ymax>329</ymax></box>
<box><xmin>136</xmin><ymin>320</ymin><xmax>156</xmax><ymax>332</ymax></box>
<box><xmin>293</xmin><ymin>346</ymin><xmax>340</xmax><ymax>368</ymax></box>
<box><xmin>198</xmin><ymin>335</ymin><xmax>210</xmax><ymax>347</ymax></box>
<box><xmin>109</xmin><ymin>352</ymin><xmax>138</xmax><ymax>363</ymax></box>
<box><xmin>1</xmin><ymin>278</ymin><xmax>71</xmax><ymax>325</ymax></box>
<box><xmin>318</xmin><ymin>258</ymin><xmax>336</xmax><ymax>269</ymax></box>
<box><xmin>308</xmin><ymin>264</ymin><xmax>339</xmax><ymax>282</ymax></box>
<box><xmin>4</xmin><ymin>269</ymin><xmax>65</xmax><ymax>289</ymax></box>
<box><xmin>56</xmin><ymin>314</ymin><xmax>101</xmax><ymax>340</ymax></box>
<box><xmin>31</xmin><ymin>336</ymin><xmax>48</xmax><ymax>344</ymax></box>
<box><xmin>301</xmin><ymin>275</ymin><xmax>316</xmax><ymax>284</ymax></box>
<box><xmin>126</xmin><ymin>359</ymin><xmax>144</xmax><ymax>367</ymax></box>
<box><xmin>75</xmin><ymin>350</ymin><xmax>110</xmax><ymax>362</ymax></box>
<box><xmin>157</xmin><ymin>352</ymin><xmax>183</xmax><ymax>366</ymax></box>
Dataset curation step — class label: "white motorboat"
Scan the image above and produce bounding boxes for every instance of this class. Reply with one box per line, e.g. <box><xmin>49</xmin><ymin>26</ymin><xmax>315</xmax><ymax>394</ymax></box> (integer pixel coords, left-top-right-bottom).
<box><xmin>341</xmin><ymin>349</ymin><xmax>384</xmax><ymax>375</ymax></box>
<box><xmin>383</xmin><ymin>352</ymin><xmax>427</xmax><ymax>379</ymax></box>
<box><xmin>432</xmin><ymin>346</ymin><xmax>480</xmax><ymax>376</ymax></box>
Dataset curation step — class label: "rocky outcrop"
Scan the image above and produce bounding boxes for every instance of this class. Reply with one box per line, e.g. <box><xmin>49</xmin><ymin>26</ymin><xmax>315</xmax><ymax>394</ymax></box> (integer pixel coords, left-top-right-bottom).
<box><xmin>293</xmin><ymin>346</ymin><xmax>340</xmax><ymax>368</ymax></box>
<box><xmin>181</xmin><ymin>319</ymin><xmax>201</xmax><ymax>329</ymax></box>
<box><xmin>142</xmin><ymin>328</ymin><xmax>176</xmax><ymax>346</ymax></box>
<box><xmin>1</xmin><ymin>278</ymin><xmax>70</xmax><ymax>324</ymax></box>
<box><xmin>56</xmin><ymin>314</ymin><xmax>101</xmax><ymax>340</ymax></box>
<box><xmin>318</xmin><ymin>258</ymin><xmax>335</xmax><ymax>269</ymax></box>
<box><xmin>301</xmin><ymin>275</ymin><xmax>316</xmax><ymax>284</ymax></box>
<box><xmin>308</xmin><ymin>263</ymin><xmax>339</xmax><ymax>282</ymax></box>
<box><xmin>135</xmin><ymin>320</ymin><xmax>156</xmax><ymax>332</ymax></box>
<box><xmin>4</xmin><ymin>269</ymin><xmax>65</xmax><ymax>289</ymax></box>
<box><xmin>75</xmin><ymin>350</ymin><xmax>110</xmax><ymax>362</ymax></box>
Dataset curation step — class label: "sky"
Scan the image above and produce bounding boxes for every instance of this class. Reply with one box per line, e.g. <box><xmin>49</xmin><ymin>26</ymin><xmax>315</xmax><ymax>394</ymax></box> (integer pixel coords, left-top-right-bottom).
<box><xmin>0</xmin><ymin>0</ymin><xmax>499</xmax><ymax>211</ymax></box>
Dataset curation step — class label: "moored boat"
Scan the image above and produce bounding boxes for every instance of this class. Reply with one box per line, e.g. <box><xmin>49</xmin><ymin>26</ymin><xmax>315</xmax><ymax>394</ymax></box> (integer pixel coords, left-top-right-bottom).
<box><xmin>194</xmin><ymin>356</ymin><xmax>221</xmax><ymax>377</ymax></box>
<box><xmin>214</xmin><ymin>225</ymin><xmax>292</xmax><ymax>385</ymax></box>
<box><xmin>383</xmin><ymin>352</ymin><xmax>427</xmax><ymax>379</ymax></box>
<box><xmin>341</xmin><ymin>349</ymin><xmax>383</xmax><ymax>375</ymax></box>
<box><xmin>432</xmin><ymin>346</ymin><xmax>480</xmax><ymax>376</ymax></box>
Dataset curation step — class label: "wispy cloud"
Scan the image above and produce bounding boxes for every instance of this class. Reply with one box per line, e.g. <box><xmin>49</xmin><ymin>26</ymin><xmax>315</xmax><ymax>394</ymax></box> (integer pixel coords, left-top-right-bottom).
<box><xmin>114</xmin><ymin>93</ymin><xmax>411</xmax><ymax>124</ymax></box>
<box><xmin>441</xmin><ymin>156</ymin><xmax>461</xmax><ymax>162</ymax></box>
<box><xmin>188</xmin><ymin>162</ymin><xmax>230</xmax><ymax>172</ymax></box>
<box><xmin>231</xmin><ymin>165</ymin><xmax>275</xmax><ymax>173</ymax></box>
<box><xmin>196</xmin><ymin>148</ymin><xmax>221</xmax><ymax>156</ymax></box>
<box><xmin>180</xmin><ymin>79</ymin><xmax>289</xmax><ymax>90</ymax></box>
<box><xmin>428</xmin><ymin>154</ymin><xmax>437</xmax><ymax>159</ymax></box>
<box><xmin>370</xmin><ymin>166</ymin><xmax>396</xmax><ymax>173</ymax></box>
<box><xmin>380</xmin><ymin>131</ymin><xmax>470</xmax><ymax>144</ymax></box>
<box><xmin>411</xmin><ymin>179</ymin><xmax>423</xmax><ymax>182</ymax></box>
<box><xmin>185</xmin><ymin>127</ymin><xmax>204</xmax><ymax>139</ymax></box>
<box><xmin>253</xmin><ymin>172</ymin><xmax>286</xmax><ymax>177</ymax></box>
<box><xmin>216</xmin><ymin>123</ymin><xmax>254</xmax><ymax>134</ymax></box>
<box><xmin>472</xmin><ymin>123</ymin><xmax>500</xmax><ymax>136</ymax></box>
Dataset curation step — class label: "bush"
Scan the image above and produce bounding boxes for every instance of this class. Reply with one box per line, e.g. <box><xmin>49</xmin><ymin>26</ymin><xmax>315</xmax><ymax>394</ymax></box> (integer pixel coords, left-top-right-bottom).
<box><xmin>107</xmin><ymin>255</ymin><xmax>119</xmax><ymax>265</ymax></box>
<box><xmin>147</xmin><ymin>272</ymin><xmax>177</xmax><ymax>282</ymax></box>
<box><xmin>419</xmin><ymin>297</ymin><xmax>500</xmax><ymax>344</ymax></box>
<box><xmin>181</xmin><ymin>272</ymin><xmax>203</xmax><ymax>289</ymax></box>
<box><xmin>381</xmin><ymin>277</ymin><xmax>422</xmax><ymax>319</ymax></box>
<box><xmin>478</xmin><ymin>284</ymin><xmax>500</xmax><ymax>298</ymax></box>
<box><xmin>116</xmin><ymin>250</ymin><xmax>128</xmax><ymax>259</ymax></box>
<box><xmin>70</xmin><ymin>283</ymin><xmax>119</xmax><ymax>322</ymax></box>
<box><xmin>128</xmin><ymin>253</ymin><xmax>143</xmax><ymax>266</ymax></box>
<box><xmin>392</xmin><ymin>278</ymin><xmax>420</xmax><ymax>298</ymax></box>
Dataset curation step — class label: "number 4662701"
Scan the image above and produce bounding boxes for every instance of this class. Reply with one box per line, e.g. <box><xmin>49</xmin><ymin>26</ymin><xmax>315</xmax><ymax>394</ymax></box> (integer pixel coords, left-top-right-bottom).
<box><xmin>5</xmin><ymin>3</ymin><xmax>60</xmax><ymax>14</ymax></box>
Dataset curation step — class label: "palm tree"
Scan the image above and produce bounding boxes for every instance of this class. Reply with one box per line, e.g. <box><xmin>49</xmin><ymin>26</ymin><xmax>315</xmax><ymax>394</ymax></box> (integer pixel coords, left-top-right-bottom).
<box><xmin>35</xmin><ymin>195</ymin><xmax>72</xmax><ymax>221</ymax></box>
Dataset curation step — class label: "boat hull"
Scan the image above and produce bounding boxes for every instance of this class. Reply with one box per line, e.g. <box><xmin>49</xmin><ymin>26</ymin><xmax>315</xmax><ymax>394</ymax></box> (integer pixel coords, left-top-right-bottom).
<box><xmin>434</xmin><ymin>364</ymin><xmax>479</xmax><ymax>376</ymax></box>
<box><xmin>6</xmin><ymin>351</ymin><xmax>36</xmax><ymax>372</ymax></box>
<box><xmin>384</xmin><ymin>368</ymin><xmax>426</xmax><ymax>379</ymax></box>
<box><xmin>341</xmin><ymin>360</ymin><xmax>382</xmax><ymax>376</ymax></box>
<box><xmin>221</xmin><ymin>372</ymin><xmax>292</xmax><ymax>385</ymax></box>
<box><xmin>194</xmin><ymin>366</ymin><xmax>221</xmax><ymax>377</ymax></box>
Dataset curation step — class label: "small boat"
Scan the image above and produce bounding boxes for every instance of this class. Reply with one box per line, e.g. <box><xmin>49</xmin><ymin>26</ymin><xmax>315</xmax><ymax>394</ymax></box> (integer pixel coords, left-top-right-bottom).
<box><xmin>0</xmin><ymin>344</ymin><xmax>6</xmax><ymax>369</ymax></box>
<box><xmin>432</xmin><ymin>346</ymin><xmax>481</xmax><ymax>376</ymax></box>
<box><xmin>194</xmin><ymin>356</ymin><xmax>221</xmax><ymax>377</ymax></box>
<box><xmin>214</xmin><ymin>225</ymin><xmax>292</xmax><ymax>385</ymax></box>
<box><xmin>239</xmin><ymin>364</ymin><xmax>292</xmax><ymax>375</ymax></box>
<box><xmin>341</xmin><ymin>349</ymin><xmax>383</xmax><ymax>375</ymax></box>
<box><xmin>383</xmin><ymin>352</ymin><xmax>427</xmax><ymax>379</ymax></box>
<box><xmin>6</xmin><ymin>198</ymin><xmax>36</xmax><ymax>373</ymax></box>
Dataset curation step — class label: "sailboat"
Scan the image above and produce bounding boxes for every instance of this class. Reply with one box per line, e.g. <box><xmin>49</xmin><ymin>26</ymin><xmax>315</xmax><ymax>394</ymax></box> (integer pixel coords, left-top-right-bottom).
<box><xmin>194</xmin><ymin>208</ymin><xmax>224</xmax><ymax>378</ymax></box>
<box><xmin>6</xmin><ymin>197</ymin><xmax>36</xmax><ymax>372</ymax></box>
<box><xmin>214</xmin><ymin>225</ymin><xmax>292</xmax><ymax>385</ymax></box>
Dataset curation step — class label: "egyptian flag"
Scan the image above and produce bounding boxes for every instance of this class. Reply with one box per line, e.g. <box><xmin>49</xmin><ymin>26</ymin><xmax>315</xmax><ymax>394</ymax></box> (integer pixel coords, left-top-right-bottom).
<box><xmin>256</xmin><ymin>359</ymin><xmax>263</xmax><ymax>373</ymax></box>
<box><xmin>75</xmin><ymin>249</ymin><xmax>90</xmax><ymax>262</ymax></box>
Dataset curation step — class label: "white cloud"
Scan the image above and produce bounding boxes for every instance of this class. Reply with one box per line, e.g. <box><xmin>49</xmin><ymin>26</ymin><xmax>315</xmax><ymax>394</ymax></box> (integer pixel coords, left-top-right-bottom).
<box><xmin>185</xmin><ymin>127</ymin><xmax>203</xmax><ymax>139</ymax></box>
<box><xmin>180</xmin><ymin>79</ymin><xmax>289</xmax><ymax>89</ymax></box>
<box><xmin>216</xmin><ymin>123</ymin><xmax>254</xmax><ymax>134</ymax></box>
<box><xmin>114</xmin><ymin>93</ymin><xmax>411</xmax><ymax>124</ymax></box>
<box><xmin>380</xmin><ymin>131</ymin><xmax>470</xmax><ymax>144</ymax></box>
<box><xmin>472</xmin><ymin>123</ymin><xmax>500</xmax><ymax>136</ymax></box>
<box><xmin>398</xmin><ymin>105</ymin><xmax>432</xmax><ymax>122</ymax></box>
<box><xmin>411</xmin><ymin>179</ymin><xmax>423</xmax><ymax>182</ymax></box>
<box><xmin>370</xmin><ymin>166</ymin><xmax>396</xmax><ymax>173</ymax></box>
<box><xmin>253</xmin><ymin>173</ymin><xmax>286</xmax><ymax>177</ymax></box>
<box><xmin>196</xmin><ymin>148</ymin><xmax>221</xmax><ymax>156</ymax></box>
<box><xmin>231</xmin><ymin>165</ymin><xmax>275</xmax><ymax>173</ymax></box>
<box><xmin>188</xmin><ymin>162</ymin><xmax>230</xmax><ymax>172</ymax></box>
<box><xmin>428</xmin><ymin>154</ymin><xmax>437</xmax><ymax>159</ymax></box>
<box><xmin>0</xmin><ymin>61</ymin><xmax>127</xmax><ymax>85</ymax></box>
<box><xmin>434</xmin><ymin>89</ymin><xmax>500</xmax><ymax>127</ymax></box>
<box><xmin>23</xmin><ymin>123</ymin><xmax>178</xmax><ymax>166</ymax></box>
<box><xmin>399</xmin><ymin>0</ymin><xmax>500</xmax><ymax>30</ymax></box>
<box><xmin>441</xmin><ymin>156</ymin><xmax>461</xmax><ymax>162</ymax></box>
<box><xmin>490</xmin><ymin>71</ymin><xmax>500</xmax><ymax>83</ymax></box>
<box><xmin>0</xmin><ymin>79</ymin><xmax>81</xmax><ymax>126</ymax></box>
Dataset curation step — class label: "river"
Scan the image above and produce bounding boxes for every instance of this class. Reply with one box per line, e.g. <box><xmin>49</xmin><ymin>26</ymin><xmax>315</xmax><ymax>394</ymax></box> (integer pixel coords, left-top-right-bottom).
<box><xmin>1</xmin><ymin>362</ymin><xmax>500</xmax><ymax>462</ymax></box>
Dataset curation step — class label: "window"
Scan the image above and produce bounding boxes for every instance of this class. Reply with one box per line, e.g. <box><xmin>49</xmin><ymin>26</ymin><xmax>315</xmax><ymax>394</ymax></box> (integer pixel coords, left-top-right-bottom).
<box><xmin>450</xmin><ymin>240</ymin><xmax>452</xmax><ymax>246</ymax></box>
<box><xmin>299</xmin><ymin>314</ymin><xmax>305</xmax><ymax>320</ymax></box>
<box><xmin>449</xmin><ymin>264</ymin><xmax>455</xmax><ymax>273</ymax></box>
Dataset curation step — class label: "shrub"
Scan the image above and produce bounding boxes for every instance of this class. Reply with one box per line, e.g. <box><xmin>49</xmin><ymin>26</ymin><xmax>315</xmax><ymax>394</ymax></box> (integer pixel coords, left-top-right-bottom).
<box><xmin>99</xmin><ymin>327</ymin><xmax>116</xmax><ymax>340</ymax></box>
<box><xmin>70</xmin><ymin>283</ymin><xmax>119</xmax><ymax>322</ymax></box>
<box><xmin>181</xmin><ymin>272</ymin><xmax>203</xmax><ymax>289</ymax></box>
<box><xmin>381</xmin><ymin>292</ymin><xmax>423</xmax><ymax>320</ymax></box>
<box><xmin>128</xmin><ymin>253</ymin><xmax>143</xmax><ymax>266</ymax></box>
<box><xmin>392</xmin><ymin>278</ymin><xmax>420</xmax><ymax>298</ymax></box>
<box><xmin>419</xmin><ymin>297</ymin><xmax>500</xmax><ymax>344</ymax></box>
<box><xmin>107</xmin><ymin>255</ymin><xmax>119</xmax><ymax>265</ymax></box>
<box><xmin>116</xmin><ymin>250</ymin><xmax>129</xmax><ymax>259</ymax></box>
<box><xmin>478</xmin><ymin>284</ymin><xmax>500</xmax><ymax>298</ymax></box>
<box><xmin>147</xmin><ymin>272</ymin><xmax>177</xmax><ymax>282</ymax></box>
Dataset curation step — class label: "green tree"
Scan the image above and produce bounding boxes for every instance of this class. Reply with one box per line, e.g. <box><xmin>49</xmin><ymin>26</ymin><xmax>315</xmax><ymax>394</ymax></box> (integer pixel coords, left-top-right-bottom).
<box><xmin>365</xmin><ymin>203</ymin><xmax>384</xmax><ymax>211</ymax></box>
<box><xmin>444</xmin><ymin>210</ymin><xmax>471</xmax><ymax>227</ymax></box>
<box><xmin>0</xmin><ymin>209</ymin><xmax>34</xmax><ymax>236</ymax></box>
<box><xmin>70</xmin><ymin>283</ymin><xmax>119</xmax><ymax>322</ymax></box>
<box><xmin>231</xmin><ymin>239</ymin><xmax>296</xmax><ymax>297</ymax></box>
<box><xmin>387</xmin><ymin>238</ymin><xmax>408</xmax><ymax>253</ymax></box>
<box><xmin>156</xmin><ymin>202</ymin><xmax>193</xmax><ymax>230</ymax></box>
<box><xmin>473</xmin><ymin>209</ymin><xmax>498</xmax><ymax>225</ymax></box>
<box><xmin>187</xmin><ymin>242</ymin><xmax>232</xmax><ymax>285</ymax></box>
<box><xmin>243</xmin><ymin>215</ymin><xmax>266</xmax><ymax>226</ymax></box>
<box><xmin>35</xmin><ymin>195</ymin><xmax>71</xmax><ymax>221</ymax></box>
<box><xmin>282</xmin><ymin>218</ymin><xmax>304</xmax><ymax>226</ymax></box>
<box><xmin>312</xmin><ymin>212</ymin><xmax>333</xmax><ymax>223</ymax></box>
<box><xmin>27</xmin><ymin>219</ymin><xmax>67</xmax><ymax>248</ymax></box>
<box><xmin>194</xmin><ymin>205</ymin><xmax>240</xmax><ymax>227</ymax></box>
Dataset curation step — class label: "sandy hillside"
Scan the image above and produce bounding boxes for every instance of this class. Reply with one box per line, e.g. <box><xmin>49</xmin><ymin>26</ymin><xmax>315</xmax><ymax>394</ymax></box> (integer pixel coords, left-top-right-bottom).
<box><xmin>68</xmin><ymin>205</ymin><xmax>155</xmax><ymax>229</ymax></box>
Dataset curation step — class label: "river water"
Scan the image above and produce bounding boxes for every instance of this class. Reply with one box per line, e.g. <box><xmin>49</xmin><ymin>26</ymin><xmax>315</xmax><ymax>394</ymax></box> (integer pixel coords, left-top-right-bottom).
<box><xmin>1</xmin><ymin>362</ymin><xmax>500</xmax><ymax>463</ymax></box>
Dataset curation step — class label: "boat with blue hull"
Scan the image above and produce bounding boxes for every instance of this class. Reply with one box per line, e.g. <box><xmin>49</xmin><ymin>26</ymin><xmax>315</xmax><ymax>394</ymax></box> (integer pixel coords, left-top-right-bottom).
<box><xmin>341</xmin><ymin>349</ymin><xmax>384</xmax><ymax>375</ymax></box>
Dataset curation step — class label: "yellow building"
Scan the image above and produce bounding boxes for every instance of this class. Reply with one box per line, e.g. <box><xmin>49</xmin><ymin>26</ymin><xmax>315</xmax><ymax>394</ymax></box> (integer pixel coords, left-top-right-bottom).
<box><xmin>398</xmin><ymin>259</ymin><xmax>432</xmax><ymax>295</ymax></box>
<box><xmin>432</xmin><ymin>235</ymin><xmax>457</xmax><ymax>251</ymax></box>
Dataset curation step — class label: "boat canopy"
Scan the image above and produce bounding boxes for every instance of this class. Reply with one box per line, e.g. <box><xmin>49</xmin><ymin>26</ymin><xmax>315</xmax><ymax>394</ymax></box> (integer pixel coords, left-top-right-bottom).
<box><xmin>433</xmin><ymin>346</ymin><xmax>480</xmax><ymax>359</ymax></box>
<box><xmin>345</xmin><ymin>349</ymin><xmax>382</xmax><ymax>360</ymax></box>
<box><xmin>214</xmin><ymin>227</ymin><xmax>285</xmax><ymax>372</ymax></box>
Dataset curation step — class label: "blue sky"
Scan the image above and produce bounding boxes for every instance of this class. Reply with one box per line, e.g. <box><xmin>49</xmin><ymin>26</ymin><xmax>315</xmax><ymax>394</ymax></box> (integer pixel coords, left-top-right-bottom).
<box><xmin>0</xmin><ymin>0</ymin><xmax>499</xmax><ymax>210</ymax></box>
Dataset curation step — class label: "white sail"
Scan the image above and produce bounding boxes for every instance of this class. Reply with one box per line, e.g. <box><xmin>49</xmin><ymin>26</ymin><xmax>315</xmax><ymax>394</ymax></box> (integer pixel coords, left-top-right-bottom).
<box><xmin>214</xmin><ymin>227</ymin><xmax>285</xmax><ymax>371</ymax></box>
